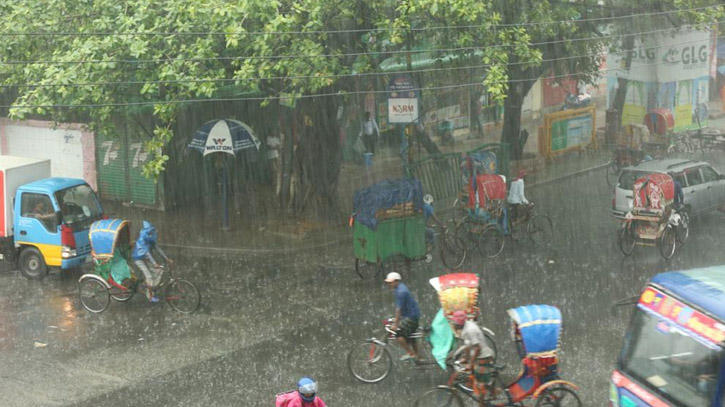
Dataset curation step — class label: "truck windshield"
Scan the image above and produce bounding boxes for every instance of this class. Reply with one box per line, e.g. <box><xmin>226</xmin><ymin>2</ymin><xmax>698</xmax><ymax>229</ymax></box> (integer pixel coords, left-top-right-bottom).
<box><xmin>620</xmin><ymin>308</ymin><xmax>721</xmax><ymax>407</ymax></box>
<box><xmin>54</xmin><ymin>184</ymin><xmax>103</xmax><ymax>230</ymax></box>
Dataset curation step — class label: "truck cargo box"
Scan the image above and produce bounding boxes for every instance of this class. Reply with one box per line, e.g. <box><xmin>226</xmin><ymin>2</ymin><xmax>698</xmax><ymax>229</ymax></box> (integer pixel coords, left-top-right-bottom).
<box><xmin>0</xmin><ymin>156</ymin><xmax>51</xmax><ymax>238</ymax></box>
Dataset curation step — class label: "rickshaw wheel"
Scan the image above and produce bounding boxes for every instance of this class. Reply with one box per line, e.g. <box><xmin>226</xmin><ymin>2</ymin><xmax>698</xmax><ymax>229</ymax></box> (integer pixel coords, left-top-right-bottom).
<box><xmin>618</xmin><ymin>226</ymin><xmax>636</xmax><ymax>256</ymax></box>
<box><xmin>535</xmin><ymin>386</ymin><xmax>582</xmax><ymax>407</ymax></box>
<box><xmin>527</xmin><ymin>215</ymin><xmax>553</xmax><ymax>247</ymax></box>
<box><xmin>78</xmin><ymin>278</ymin><xmax>110</xmax><ymax>313</ymax></box>
<box><xmin>414</xmin><ymin>387</ymin><xmax>464</xmax><ymax>407</ymax></box>
<box><xmin>111</xmin><ymin>286</ymin><xmax>135</xmax><ymax>302</ymax></box>
<box><xmin>605</xmin><ymin>161</ymin><xmax>620</xmax><ymax>187</ymax></box>
<box><xmin>165</xmin><ymin>279</ymin><xmax>200</xmax><ymax>314</ymax></box>
<box><xmin>354</xmin><ymin>259</ymin><xmax>380</xmax><ymax>280</ymax></box>
<box><xmin>347</xmin><ymin>341</ymin><xmax>393</xmax><ymax>383</ymax></box>
<box><xmin>478</xmin><ymin>224</ymin><xmax>505</xmax><ymax>258</ymax></box>
<box><xmin>659</xmin><ymin>227</ymin><xmax>677</xmax><ymax>260</ymax></box>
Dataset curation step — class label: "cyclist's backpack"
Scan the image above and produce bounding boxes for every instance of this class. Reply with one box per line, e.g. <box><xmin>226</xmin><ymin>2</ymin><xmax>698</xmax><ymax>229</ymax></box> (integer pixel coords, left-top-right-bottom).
<box><xmin>275</xmin><ymin>391</ymin><xmax>297</xmax><ymax>407</ymax></box>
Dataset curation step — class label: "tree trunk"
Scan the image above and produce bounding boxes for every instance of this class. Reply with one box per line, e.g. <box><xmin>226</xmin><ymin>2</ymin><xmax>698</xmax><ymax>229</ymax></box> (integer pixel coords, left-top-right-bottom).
<box><xmin>612</xmin><ymin>34</ymin><xmax>636</xmax><ymax>130</ymax></box>
<box><xmin>500</xmin><ymin>78</ymin><xmax>536</xmax><ymax>161</ymax></box>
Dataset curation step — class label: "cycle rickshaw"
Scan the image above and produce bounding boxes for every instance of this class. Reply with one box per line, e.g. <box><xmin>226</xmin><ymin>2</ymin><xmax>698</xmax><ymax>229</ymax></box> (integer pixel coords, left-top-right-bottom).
<box><xmin>78</xmin><ymin>219</ymin><xmax>200</xmax><ymax>314</ymax></box>
<box><xmin>455</xmin><ymin>173</ymin><xmax>508</xmax><ymax>258</ymax></box>
<box><xmin>415</xmin><ymin>304</ymin><xmax>581</xmax><ymax>407</ymax></box>
<box><xmin>346</xmin><ymin>272</ymin><xmax>496</xmax><ymax>384</ymax></box>
<box><xmin>618</xmin><ymin>172</ymin><xmax>687</xmax><ymax>259</ymax></box>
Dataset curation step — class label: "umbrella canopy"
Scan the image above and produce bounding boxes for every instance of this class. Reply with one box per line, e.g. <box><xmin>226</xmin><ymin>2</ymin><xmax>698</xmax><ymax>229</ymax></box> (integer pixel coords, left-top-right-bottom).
<box><xmin>89</xmin><ymin>219</ymin><xmax>131</xmax><ymax>259</ymax></box>
<box><xmin>188</xmin><ymin>119</ymin><xmax>261</xmax><ymax>156</ymax></box>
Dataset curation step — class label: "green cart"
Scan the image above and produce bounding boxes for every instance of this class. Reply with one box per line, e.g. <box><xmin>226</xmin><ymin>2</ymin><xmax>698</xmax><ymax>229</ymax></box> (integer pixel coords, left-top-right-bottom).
<box><xmin>353</xmin><ymin>213</ymin><xmax>426</xmax><ymax>280</ymax></box>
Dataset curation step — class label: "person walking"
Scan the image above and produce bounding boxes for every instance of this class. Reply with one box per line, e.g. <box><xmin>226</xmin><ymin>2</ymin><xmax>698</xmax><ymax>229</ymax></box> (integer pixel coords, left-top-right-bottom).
<box><xmin>359</xmin><ymin>111</ymin><xmax>380</xmax><ymax>155</ymax></box>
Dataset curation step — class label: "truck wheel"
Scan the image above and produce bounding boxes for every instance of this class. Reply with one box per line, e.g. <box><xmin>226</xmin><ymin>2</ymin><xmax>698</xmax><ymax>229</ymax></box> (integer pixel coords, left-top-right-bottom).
<box><xmin>19</xmin><ymin>247</ymin><xmax>48</xmax><ymax>280</ymax></box>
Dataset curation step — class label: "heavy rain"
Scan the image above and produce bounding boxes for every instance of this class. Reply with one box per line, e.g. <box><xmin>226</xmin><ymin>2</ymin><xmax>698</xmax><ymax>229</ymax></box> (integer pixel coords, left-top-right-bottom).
<box><xmin>1</xmin><ymin>1</ymin><xmax>725</xmax><ymax>406</ymax></box>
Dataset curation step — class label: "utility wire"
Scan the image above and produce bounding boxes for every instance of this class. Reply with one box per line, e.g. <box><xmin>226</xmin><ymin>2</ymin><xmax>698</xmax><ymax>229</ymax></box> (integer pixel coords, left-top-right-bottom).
<box><xmin>0</xmin><ymin>4</ymin><xmax>719</xmax><ymax>37</ymax></box>
<box><xmin>0</xmin><ymin>23</ymin><xmax>719</xmax><ymax>66</ymax></box>
<box><xmin>2</xmin><ymin>55</ymin><xmax>715</xmax><ymax>109</ymax></box>
<box><xmin>1</xmin><ymin>29</ymin><xmax>720</xmax><ymax>89</ymax></box>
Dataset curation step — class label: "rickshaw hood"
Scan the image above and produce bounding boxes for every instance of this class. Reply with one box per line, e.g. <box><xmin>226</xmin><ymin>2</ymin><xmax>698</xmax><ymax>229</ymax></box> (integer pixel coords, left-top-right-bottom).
<box><xmin>507</xmin><ymin>305</ymin><xmax>562</xmax><ymax>356</ymax></box>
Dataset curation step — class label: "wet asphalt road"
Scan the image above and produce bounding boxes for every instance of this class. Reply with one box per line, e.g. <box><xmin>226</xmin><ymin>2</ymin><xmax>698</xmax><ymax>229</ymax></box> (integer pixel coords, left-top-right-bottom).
<box><xmin>2</xmin><ymin>156</ymin><xmax>725</xmax><ymax>407</ymax></box>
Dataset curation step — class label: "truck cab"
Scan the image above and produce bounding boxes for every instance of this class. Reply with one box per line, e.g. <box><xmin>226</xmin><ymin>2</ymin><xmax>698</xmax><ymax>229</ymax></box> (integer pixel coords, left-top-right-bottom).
<box><xmin>12</xmin><ymin>178</ymin><xmax>103</xmax><ymax>279</ymax></box>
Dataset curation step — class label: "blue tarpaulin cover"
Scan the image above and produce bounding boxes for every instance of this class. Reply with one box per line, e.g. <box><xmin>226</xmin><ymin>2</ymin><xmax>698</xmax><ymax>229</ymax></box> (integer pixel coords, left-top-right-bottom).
<box><xmin>353</xmin><ymin>178</ymin><xmax>423</xmax><ymax>229</ymax></box>
<box><xmin>132</xmin><ymin>221</ymin><xmax>158</xmax><ymax>260</ymax></box>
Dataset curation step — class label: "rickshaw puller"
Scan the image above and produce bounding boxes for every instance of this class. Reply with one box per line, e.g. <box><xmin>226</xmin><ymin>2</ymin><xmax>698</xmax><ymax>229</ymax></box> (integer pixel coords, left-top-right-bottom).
<box><xmin>132</xmin><ymin>221</ymin><xmax>173</xmax><ymax>299</ymax></box>
<box><xmin>452</xmin><ymin>310</ymin><xmax>495</xmax><ymax>405</ymax></box>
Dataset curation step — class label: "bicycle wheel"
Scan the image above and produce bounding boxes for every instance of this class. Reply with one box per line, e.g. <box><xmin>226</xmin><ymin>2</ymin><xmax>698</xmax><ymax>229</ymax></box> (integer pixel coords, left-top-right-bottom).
<box><xmin>440</xmin><ymin>234</ymin><xmax>466</xmax><ymax>269</ymax></box>
<box><xmin>619</xmin><ymin>225</ymin><xmax>636</xmax><ymax>256</ymax></box>
<box><xmin>659</xmin><ymin>227</ymin><xmax>677</xmax><ymax>260</ymax></box>
<box><xmin>535</xmin><ymin>386</ymin><xmax>582</xmax><ymax>407</ymax></box>
<box><xmin>477</xmin><ymin>224</ymin><xmax>505</xmax><ymax>258</ymax></box>
<box><xmin>165</xmin><ymin>279</ymin><xmax>201</xmax><ymax>313</ymax></box>
<box><xmin>347</xmin><ymin>341</ymin><xmax>393</xmax><ymax>383</ymax></box>
<box><xmin>605</xmin><ymin>161</ymin><xmax>620</xmax><ymax>187</ymax></box>
<box><xmin>527</xmin><ymin>215</ymin><xmax>553</xmax><ymax>247</ymax></box>
<box><xmin>414</xmin><ymin>387</ymin><xmax>464</xmax><ymax>407</ymax></box>
<box><xmin>452</xmin><ymin>198</ymin><xmax>468</xmax><ymax>225</ymax></box>
<box><xmin>355</xmin><ymin>258</ymin><xmax>380</xmax><ymax>280</ymax></box>
<box><xmin>79</xmin><ymin>278</ymin><xmax>110</xmax><ymax>313</ymax></box>
<box><xmin>455</xmin><ymin>218</ymin><xmax>478</xmax><ymax>251</ymax></box>
<box><xmin>676</xmin><ymin>212</ymin><xmax>689</xmax><ymax>244</ymax></box>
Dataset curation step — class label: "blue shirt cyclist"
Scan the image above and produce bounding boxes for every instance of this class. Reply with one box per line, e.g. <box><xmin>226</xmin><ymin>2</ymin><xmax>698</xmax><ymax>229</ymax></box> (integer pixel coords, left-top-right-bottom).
<box><xmin>385</xmin><ymin>272</ymin><xmax>421</xmax><ymax>361</ymax></box>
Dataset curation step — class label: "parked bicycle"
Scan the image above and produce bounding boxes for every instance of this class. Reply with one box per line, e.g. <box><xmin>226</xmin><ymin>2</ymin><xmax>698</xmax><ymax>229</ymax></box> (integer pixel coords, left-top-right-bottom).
<box><xmin>428</xmin><ymin>223</ymin><xmax>467</xmax><ymax>270</ymax></box>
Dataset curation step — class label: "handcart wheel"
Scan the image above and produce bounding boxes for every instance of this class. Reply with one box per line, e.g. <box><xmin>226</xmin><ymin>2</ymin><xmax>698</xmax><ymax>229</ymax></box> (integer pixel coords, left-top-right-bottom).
<box><xmin>527</xmin><ymin>215</ymin><xmax>553</xmax><ymax>247</ymax></box>
<box><xmin>414</xmin><ymin>387</ymin><xmax>464</xmax><ymax>407</ymax></box>
<box><xmin>440</xmin><ymin>234</ymin><xmax>466</xmax><ymax>269</ymax></box>
<box><xmin>535</xmin><ymin>386</ymin><xmax>582</xmax><ymax>407</ymax></box>
<box><xmin>165</xmin><ymin>279</ymin><xmax>201</xmax><ymax>314</ymax></box>
<box><xmin>659</xmin><ymin>227</ymin><xmax>677</xmax><ymax>260</ymax></box>
<box><xmin>618</xmin><ymin>226</ymin><xmax>636</xmax><ymax>256</ymax></box>
<box><xmin>78</xmin><ymin>278</ymin><xmax>110</xmax><ymax>313</ymax></box>
<box><xmin>605</xmin><ymin>161</ymin><xmax>620</xmax><ymax>187</ymax></box>
<box><xmin>347</xmin><ymin>341</ymin><xmax>393</xmax><ymax>383</ymax></box>
<box><xmin>477</xmin><ymin>224</ymin><xmax>505</xmax><ymax>258</ymax></box>
<box><xmin>355</xmin><ymin>259</ymin><xmax>380</xmax><ymax>280</ymax></box>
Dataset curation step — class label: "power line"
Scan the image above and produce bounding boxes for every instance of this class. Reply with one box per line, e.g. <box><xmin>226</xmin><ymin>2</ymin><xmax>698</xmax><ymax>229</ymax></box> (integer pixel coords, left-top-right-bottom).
<box><xmin>0</xmin><ymin>5</ymin><xmax>718</xmax><ymax>37</ymax></box>
<box><xmin>2</xmin><ymin>32</ymin><xmax>718</xmax><ymax>89</ymax></box>
<box><xmin>0</xmin><ymin>23</ymin><xmax>718</xmax><ymax>66</ymax></box>
<box><xmin>2</xmin><ymin>54</ymin><xmax>716</xmax><ymax>110</ymax></box>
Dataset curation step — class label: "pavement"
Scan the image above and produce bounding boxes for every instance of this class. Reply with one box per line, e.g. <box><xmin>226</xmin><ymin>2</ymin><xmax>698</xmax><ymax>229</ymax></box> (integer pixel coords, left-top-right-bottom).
<box><xmin>108</xmin><ymin>98</ymin><xmax>725</xmax><ymax>256</ymax></box>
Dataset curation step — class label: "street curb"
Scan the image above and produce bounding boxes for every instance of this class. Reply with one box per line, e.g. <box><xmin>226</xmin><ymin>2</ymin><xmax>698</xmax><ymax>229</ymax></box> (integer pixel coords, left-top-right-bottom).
<box><xmin>529</xmin><ymin>162</ymin><xmax>609</xmax><ymax>189</ymax></box>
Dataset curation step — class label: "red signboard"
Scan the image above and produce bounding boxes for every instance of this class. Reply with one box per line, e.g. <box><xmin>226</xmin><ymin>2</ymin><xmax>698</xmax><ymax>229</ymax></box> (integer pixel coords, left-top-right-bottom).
<box><xmin>639</xmin><ymin>286</ymin><xmax>725</xmax><ymax>344</ymax></box>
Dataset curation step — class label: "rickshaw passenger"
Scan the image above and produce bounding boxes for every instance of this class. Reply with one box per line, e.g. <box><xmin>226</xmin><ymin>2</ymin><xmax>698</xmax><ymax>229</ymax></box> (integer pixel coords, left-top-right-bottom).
<box><xmin>132</xmin><ymin>221</ymin><xmax>172</xmax><ymax>291</ymax></box>
<box><xmin>508</xmin><ymin>169</ymin><xmax>529</xmax><ymax>223</ymax></box>
<box><xmin>452</xmin><ymin>310</ymin><xmax>495</xmax><ymax>406</ymax></box>
<box><xmin>384</xmin><ymin>272</ymin><xmax>420</xmax><ymax>361</ymax></box>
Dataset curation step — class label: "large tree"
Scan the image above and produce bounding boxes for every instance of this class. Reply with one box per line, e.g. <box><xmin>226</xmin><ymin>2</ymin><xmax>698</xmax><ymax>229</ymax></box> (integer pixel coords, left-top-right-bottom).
<box><xmin>390</xmin><ymin>0</ymin><xmax>722</xmax><ymax>159</ymax></box>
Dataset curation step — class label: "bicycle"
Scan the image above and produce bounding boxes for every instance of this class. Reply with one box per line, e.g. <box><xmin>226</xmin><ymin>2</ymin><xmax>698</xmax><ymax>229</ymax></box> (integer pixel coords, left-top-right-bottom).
<box><xmin>79</xmin><ymin>262</ymin><xmax>201</xmax><ymax>314</ymax></box>
<box><xmin>347</xmin><ymin>316</ymin><xmax>496</xmax><ymax>384</ymax></box>
<box><xmin>505</xmin><ymin>202</ymin><xmax>554</xmax><ymax>248</ymax></box>
<box><xmin>428</xmin><ymin>223</ymin><xmax>467</xmax><ymax>269</ymax></box>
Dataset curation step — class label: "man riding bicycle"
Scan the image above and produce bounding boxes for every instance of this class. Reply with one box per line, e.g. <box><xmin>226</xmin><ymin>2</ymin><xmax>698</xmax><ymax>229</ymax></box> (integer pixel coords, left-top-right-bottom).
<box><xmin>423</xmin><ymin>194</ymin><xmax>445</xmax><ymax>249</ymax></box>
<box><xmin>132</xmin><ymin>221</ymin><xmax>173</xmax><ymax>302</ymax></box>
<box><xmin>385</xmin><ymin>271</ymin><xmax>421</xmax><ymax>362</ymax></box>
<box><xmin>507</xmin><ymin>169</ymin><xmax>531</xmax><ymax>225</ymax></box>
<box><xmin>275</xmin><ymin>377</ymin><xmax>327</xmax><ymax>407</ymax></box>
